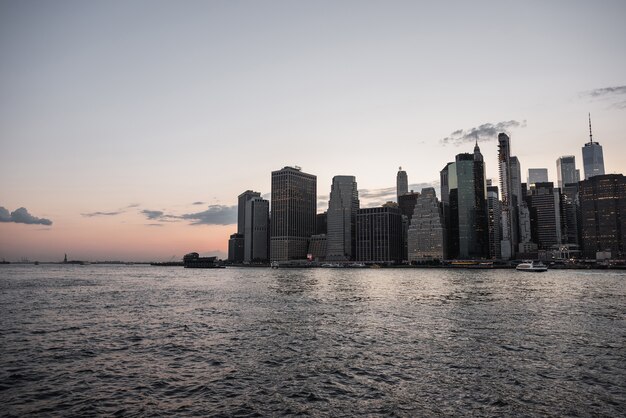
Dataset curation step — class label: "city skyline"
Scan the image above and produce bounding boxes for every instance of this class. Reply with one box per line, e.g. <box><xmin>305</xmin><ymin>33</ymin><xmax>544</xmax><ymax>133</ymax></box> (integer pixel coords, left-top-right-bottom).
<box><xmin>1</xmin><ymin>1</ymin><xmax>626</xmax><ymax>261</ymax></box>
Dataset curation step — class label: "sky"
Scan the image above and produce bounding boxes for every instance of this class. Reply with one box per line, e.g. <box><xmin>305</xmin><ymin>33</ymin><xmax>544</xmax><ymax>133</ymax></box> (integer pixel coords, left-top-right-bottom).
<box><xmin>1</xmin><ymin>0</ymin><xmax>625</xmax><ymax>262</ymax></box>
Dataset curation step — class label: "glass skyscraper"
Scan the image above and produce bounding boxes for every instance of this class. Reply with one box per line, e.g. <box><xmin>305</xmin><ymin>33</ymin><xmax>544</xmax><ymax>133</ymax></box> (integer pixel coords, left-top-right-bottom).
<box><xmin>582</xmin><ymin>114</ymin><xmax>605</xmax><ymax>180</ymax></box>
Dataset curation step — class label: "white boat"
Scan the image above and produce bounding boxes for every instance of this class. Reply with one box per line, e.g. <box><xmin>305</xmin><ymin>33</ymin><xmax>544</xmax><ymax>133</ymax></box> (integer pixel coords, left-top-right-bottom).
<box><xmin>516</xmin><ymin>260</ymin><xmax>548</xmax><ymax>272</ymax></box>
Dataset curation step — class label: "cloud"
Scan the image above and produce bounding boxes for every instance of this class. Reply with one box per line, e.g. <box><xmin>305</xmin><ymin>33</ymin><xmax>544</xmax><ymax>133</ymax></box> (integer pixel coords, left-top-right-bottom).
<box><xmin>581</xmin><ymin>85</ymin><xmax>626</xmax><ymax>109</ymax></box>
<box><xmin>141</xmin><ymin>210</ymin><xmax>165</xmax><ymax>220</ymax></box>
<box><xmin>82</xmin><ymin>203</ymin><xmax>141</xmax><ymax>217</ymax></box>
<box><xmin>145</xmin><ymin>223</ymin><xmax>164</xmax><ymax>227</ymax></box>
<box><xmin>82</xmin><ymin>211</ymin><xmax>123</xmax><ymax>217</ymax></box>
<box><xmin>584</xmin><ymin>85</ymin><xmax>626</xmax><ymax>97</ymax></box>
<box><xmin>140</xmin><ymin>205</ymin><xmax>237</xmax><ymax>226</ymax></box>
<box><xmin>440</xmin><ymin>120</ymin><xmax>526</xmax><ymax>146</ymax></box>
<box><xmin>179</xmin><ymin>205</ymin><xmax>237</xmax><ymax>225</ymax></box>
<box><xmin>0</xmin><ymin>206</ymin><xmax>52</xmax><ymax>225</ymax></box>
<box><xmin>192</xmin><ymin>201</ymin><xmax>205</xmax><ymax>205</ymax></box>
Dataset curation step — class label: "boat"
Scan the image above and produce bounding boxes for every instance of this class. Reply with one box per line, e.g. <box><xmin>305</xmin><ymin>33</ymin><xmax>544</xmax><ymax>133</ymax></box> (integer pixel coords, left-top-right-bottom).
<box><xmin>183</xmin><ymin>253</ymin><xmax>225</xmax><ymax>268</ymax></box>
<box><xmin>516</xmin><ymin>260</ymin><xmax>548</xmax><ymax>272</ymax></box>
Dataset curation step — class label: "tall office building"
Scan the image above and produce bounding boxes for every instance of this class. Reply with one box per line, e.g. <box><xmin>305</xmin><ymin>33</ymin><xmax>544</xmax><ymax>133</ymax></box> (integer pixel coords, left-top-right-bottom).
<box><xmin>582</xmin><ymin>113</ymin><xmax>605</xmax><ymax>180</ymax></box>
<box><xmin>556</xmin><ymin>156</ymin><xmax>577</xmax><ymax>189</ymax></box>
<box><xmin>316</xmin><ymin>212</ymin><xmax>327</xmax><ymax>235</ymax></box>
<box><xmin>440</xmin><ymin>162</ymin><xmax>458</xmax><ymax>259</ymax></box>
<box><xmin>528</xmin><ymin>168</ymin><xmax>549</xmax><ymax>185</ymax></box>
<box><xmin>398</xmin><ymin>191</ymin><xmax>420</xmax><ymax>261</ymax></box>
<box><xmin>326</xmin><ymin>175</ymin><xmax>359</xmax><ymax>261</ymax></box>
<box><xmin>407</xmin><ymin>188</ymin><xmax>444</xmax><ymax>262</ymax></box>
<box><xmin>486</xmin><ymin>181</ymin><xmax>501</xmax><ymax>259</ymax></box>
<box><xmin>579</xmin><ymin>174</ymin><xmax>626</xmax><ymax>259</ymax></box>
<box><xmin>244</xmin><ymin>197</ymin><xmax>269</xmax><ymax>263</ymax></box>
<box><xmin>270</xmin><ymin>166</ymin><xmax>317</xmax><ymax>261</ymax></box>
<box><xmin>527</xmin><ymin>182</ymin><xmax>562</xmax><ymax>250</ymax></box>
<box><xmin>356</xmin><ymin>206</ymin><xmax>403</xmax><ymax>263</ymax></box>
<box><xmin>396</xmin><ymin>167</ymin><xmax>408</xmax><ymax>201</ymax></box>
<box><xmin>228</xmin><ymin>233</ymin><xmax>245</xmax><ymax>263</ymax></box>
<box><xmin>562</xmin><ymin>182</ymin><xmax>581</xmax><ymax>246</ymax></box>
<box><xmin>440</xmin><ymin>144</ymin><xmax>489</xmax><ymax>259</ymax></box>
<box><xmin>238</xmin><ymin>190</ymin><xmax>261</xmax><ymax>234</ymax></box>
<box><xmin>498</xmin><ymin>133</ymin><xmax>515</xmax><ymax>259</ymax></box>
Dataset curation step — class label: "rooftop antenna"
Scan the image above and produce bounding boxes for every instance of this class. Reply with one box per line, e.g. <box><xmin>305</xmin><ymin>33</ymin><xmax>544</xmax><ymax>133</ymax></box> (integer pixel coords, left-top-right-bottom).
<box><xmin>588</xmin><ymin>112</ymin><xmax>593</xmax><ymax>143</ymax></box>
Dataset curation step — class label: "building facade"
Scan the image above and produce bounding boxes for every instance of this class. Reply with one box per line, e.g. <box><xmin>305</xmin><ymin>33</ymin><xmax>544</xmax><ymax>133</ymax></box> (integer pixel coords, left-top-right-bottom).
<box><xmin>498</xmin><ymin>133</ymin><xmax>516</xmax><ymax>259</ymax></box>
<box><xmin>326</xmin><ymin>175</ymin><xmax>359</xmax><ymax>261</ymax></box>
<box><xmin>407</xmin><ymin>188</ymin><xmax>444</xmax><ymax>261</ymax></box>
<box><xmin>228</xmin><ymin>233</ymin><xmax>245</xmax><ymax>263</ymax></box>
<box><xmin>355</xmin><ymin>206</ymin><xmax>403</xmax><ymax>263</ymax></box>
<box><xmin>528</xmin><ymin>168</ymin><xmax>549</xmax><ymax>185</ymax></box>
<box><xmin>238</xmin><ymin>190</ymin><xmax>261</xmax><ymax>234</ymax></box>
<box><xmin>396</xmin><ymin>167</ymin><xmax>408</xmax><ymax>201</ymax></box>
<box><xmin>244</xmin><ymin>197</ymin><xmax>269</xmax><ymax>263</ymax></box>
<box><xmin>579</xmin><ymin>174</ymin><xmax>626</xmax><ymax>259</ymax></box>
<box><xmin>440</xmin><ymin>144</ymin><xmax>489</xmax><ymax>259</ymax></box>
<box><xmin>270</xmin><ymin>166</ymin><xmax>317</xmax><ymax>261</ymax></box>
<box><xmin>486</xmin><ymin>181</ymin><xmax>502</xmax><ymax>259</ymax></box>
<box><xmin>582</xmin><ymin>114</ymin><xmax>605</xmax><ymax>180</ymax></box>
<box><xmin>527</xmin><ymin>182</ymin><xmax>562</xmax><ymax>250</ymax></box>
<box><xmin>556</xmin><ymin>156</ymin><xmax>577</xmax><ymax>189</ymax></box>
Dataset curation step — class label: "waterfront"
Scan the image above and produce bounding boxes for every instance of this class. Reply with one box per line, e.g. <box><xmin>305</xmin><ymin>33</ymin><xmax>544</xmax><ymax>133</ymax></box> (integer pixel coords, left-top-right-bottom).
<box><xmin>1</xmin><ymin>265</ymin><xmax>625</xmax><ymax>416</ymax></box>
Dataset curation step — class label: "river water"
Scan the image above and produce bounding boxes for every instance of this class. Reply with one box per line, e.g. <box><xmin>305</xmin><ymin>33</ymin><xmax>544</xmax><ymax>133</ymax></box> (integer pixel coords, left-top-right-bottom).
<box><xmin>1</xmin><ymin>265</ymin><xmax>625</xmax><ymax>416</ymax></box>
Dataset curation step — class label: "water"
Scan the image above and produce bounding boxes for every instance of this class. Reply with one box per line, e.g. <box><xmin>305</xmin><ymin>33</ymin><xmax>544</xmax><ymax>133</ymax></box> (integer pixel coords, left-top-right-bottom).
<box><xmin>1</xmin><ymin>265</ymin><xmax>625</xmax><ymax>416</ymax></box>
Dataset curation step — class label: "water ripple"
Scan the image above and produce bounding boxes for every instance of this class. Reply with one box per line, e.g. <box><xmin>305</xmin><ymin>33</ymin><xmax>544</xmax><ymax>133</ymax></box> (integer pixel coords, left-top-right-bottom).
<box><xmin>1</xmin><ymin>265</ymin><xmax>625</xmax><ymax>416</ymax></box>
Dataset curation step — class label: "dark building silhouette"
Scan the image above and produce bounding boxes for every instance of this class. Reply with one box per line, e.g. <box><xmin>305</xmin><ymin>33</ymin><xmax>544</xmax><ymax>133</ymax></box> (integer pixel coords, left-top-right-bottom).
<box><xmin>356</xmin><ymin>206</ymin><xmax>403</xmax><ymax>263</ymax></box>
<box><xmin>579</xmin><ymin>174</ymin><xmax>626</xmax><ymax>259</ymax></box>
<box><xmin>486</xmin><ymin>180</ymin><xmax>502</xmax><ymax>259</ymax></box>
<box><xmin>527</xmin><ymin>182</ymin><xmax>562</xmax><ymax>250</ymax></box>
<box><xmin>270</xmin><ymin>166</ymin><xmax>317</xmax><ymax>261</ymax></box>
<box><xmin>562</xmin><ymin>182</ymin><xmax>581</xmax><ymax>247</ymax></box>
<box><xmin>238</xmin><ymin>190</ymin><xmax>261</xmax><ymax>234</ymax></box>
<box><xmin>316</xmin><ymin>212</ymin><xmax>327</xmax><ymax>235</ymax></box>
<box><xmin>228</xmin><ymin>233</ymin><xmax>245</xmax><ymax>263</ymax></box>
<box><xmin>498</xmin><ymin>133</ymin><xmax>517</xmax><ymax>260</ymax></box>
<box><xmin>398</xmin><ymin>191</ymin><xmax>420</xmax><ymax>261</ymax></box>
<box><xmin>244</xmin><ymin>197</ymin><xmax>269</xmax><ymax>263</ymax></box>
<box><xmin>440</xmin><ymin>144</ymin><xmax>489</xmax><ymax>259</ymax></box>
<box><xmin>398</xmin><ymin>192</ymin><xmax>420</xmax><ymax>223</ymax></box>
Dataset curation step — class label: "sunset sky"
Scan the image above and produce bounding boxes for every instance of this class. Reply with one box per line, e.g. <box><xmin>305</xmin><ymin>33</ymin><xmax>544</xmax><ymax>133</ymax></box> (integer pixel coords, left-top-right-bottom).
<box><xmin>1</xmin><ymin>0</ymin><xmax>625</xmax><ymax>261</ymax></box>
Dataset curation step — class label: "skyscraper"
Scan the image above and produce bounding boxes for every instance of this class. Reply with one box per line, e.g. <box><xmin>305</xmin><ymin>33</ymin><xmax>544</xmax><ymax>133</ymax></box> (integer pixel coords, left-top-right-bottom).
<box><xmin>527</xmin><ymin>182</ymin><xmax>562</xmax><ymax>250</ymax></box>
<box><xmin>238</xmin><ymin>190</ymin><xmax>261</xmax><ymax>234</ymax></box>
<box><xmin>556</xmin><ymin>156</ymin><xmax>577</xmax><ymax>189</ymax></box>
<box><xmin>244</xmin><ymin>197</ymin><xmax>269</xmax><ymax>263</ymax></box>
<box><xmin>326</xmin><ymin>175</ymin><xmax>359</xmax><ymax>261</ymax></box>
<box><xmin>407</xmin><ymin>187</ymin><xmax>444</xmax><ymax>262</ymax></box>
<box><xmin>356</xmin><ymin>206</ymin><xmax>403</xmax><ymax>263</ymax></box>
<box><xmin>528</xmin><ymin>168</ymin><xmax>549</xmax><ymax>185</ymax></box>
<box><xmin>486</xmin><ymin>180</ymin><xmax>501</xmax><ymax>259</ymax></box>
<box><xmin>396</xmin><ymin>167</ymin><xmax>408</xmax><ymax>201</ymax></box>
<box><xmin>582</xmin><ymin>113</ymin><xmax>605</xmax><ymax>180</ymax></box>
<box><xmin>439</xmin><ymin>143</ymin><xmax>489</xmax><ymax>259</ymax></box>
<box><xmin>498</xmin><ymin>133</ymin><xmax>514</xmax><ymax>260</ymax></box>
<box><xmin>270</xmin><ymin>166</ymin><xmax>317</xmax><ymax>261</ymax></box>
<box><xmin>579</xmin><ymin>174</ymin><xmax>626</xmax><ymax>259</ymax></box>
<box><xmin>561</xmin><ymin>182</ymin><xmax>581</xmax><ymax>247</ymax></box>
<box><xmin>228</xmin><ymin>233</ymin><xmax>245</xmax><ymax>263</ymax></box>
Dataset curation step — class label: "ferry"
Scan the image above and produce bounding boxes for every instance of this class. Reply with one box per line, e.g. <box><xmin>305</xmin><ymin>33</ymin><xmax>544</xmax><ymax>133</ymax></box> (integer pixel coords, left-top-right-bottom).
<box><xmin>516</xmin><ymin>260</ymin><xmax>548</xmax><ymax>272</ymax></box>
